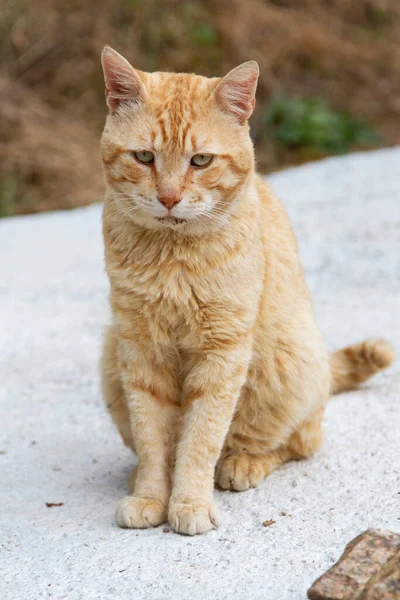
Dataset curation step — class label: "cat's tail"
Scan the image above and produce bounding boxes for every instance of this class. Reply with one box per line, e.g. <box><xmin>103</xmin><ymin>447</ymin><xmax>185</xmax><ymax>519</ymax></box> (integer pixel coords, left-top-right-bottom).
<box><xmin>329</xmin><ymin>339</ymin><xmax>395</xmax><ymax>395</ymax></box>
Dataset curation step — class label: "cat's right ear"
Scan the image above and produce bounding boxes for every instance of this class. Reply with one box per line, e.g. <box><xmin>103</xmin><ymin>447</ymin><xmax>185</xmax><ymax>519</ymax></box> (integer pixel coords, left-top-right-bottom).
<box><xmin>101</xmin><ymin>46</ymin><xmax>146</xmax><ymax>113</ymax></box>
<box><xmin>214</xmin><ymin>61</ymin><xmax>259</xmax><ymax>123</ymax></box>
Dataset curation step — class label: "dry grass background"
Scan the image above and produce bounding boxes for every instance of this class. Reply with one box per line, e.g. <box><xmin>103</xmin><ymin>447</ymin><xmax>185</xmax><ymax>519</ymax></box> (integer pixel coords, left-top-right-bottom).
<box><xmin>1</xmin><ymin>0</ymin><xmax>399</xmax><ymax>215</ymax></box>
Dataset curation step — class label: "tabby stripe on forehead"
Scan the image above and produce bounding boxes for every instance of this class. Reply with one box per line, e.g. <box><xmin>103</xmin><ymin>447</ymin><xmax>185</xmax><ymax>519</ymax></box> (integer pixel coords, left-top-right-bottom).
<box><xmin>158</xmin><ymin>117</ymin><xmax>168</xmax><ymax>143</ymax></box>
<box><xmin>154</xmin><ymin>105</ymin><xmax>164</xmax><ymax>120</ymax></box>
<box><xmin>181</xmin><ymin>122</ymin><xmax>191</xmax><ymax>148</ymax></box>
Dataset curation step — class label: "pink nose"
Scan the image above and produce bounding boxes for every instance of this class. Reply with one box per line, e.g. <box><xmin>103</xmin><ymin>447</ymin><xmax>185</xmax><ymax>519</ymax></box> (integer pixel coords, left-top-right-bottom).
<box><xmin>157</xmin><ymin>193</ymin><xmax>182</xmax><ymax>210</ymax></box>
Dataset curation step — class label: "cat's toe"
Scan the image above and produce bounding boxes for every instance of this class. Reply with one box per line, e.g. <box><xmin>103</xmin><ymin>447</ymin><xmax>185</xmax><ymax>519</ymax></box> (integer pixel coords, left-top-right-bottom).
<box><xmin>115</xmin><ymin>496</ymin><xmax>167</xmax><ymax>529</ymax></box>
<box><xmin>168</xmin><ymin>500</ymin><xmax>221</xmax><ymax>535</ymax></box>
<box><xmin>217</xmin><ymin>453</ymin><xmax>264</xmax><ymax>491</ymax></box>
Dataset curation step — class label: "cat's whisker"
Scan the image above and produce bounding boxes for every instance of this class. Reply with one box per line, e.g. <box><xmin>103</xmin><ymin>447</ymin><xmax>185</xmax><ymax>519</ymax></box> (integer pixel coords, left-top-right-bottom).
<box><xmin>194</xmin><ymin>207</ymin><xmax>229</xmax><ymax>226</ymax></box>
<box><xmin>106</xmin><ymin>203</ymin><xmax>144</xmax><ymax>221</ymax></box>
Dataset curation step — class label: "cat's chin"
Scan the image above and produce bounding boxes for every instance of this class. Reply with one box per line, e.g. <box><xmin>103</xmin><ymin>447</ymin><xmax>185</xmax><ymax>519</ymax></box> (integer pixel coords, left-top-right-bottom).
<box><xmin>124</xmin><ymin>210</ymin><xmax>225</xmax><ymax>236</ymax></box>
<box><xmin>155</xmin><ymin>217</ymin><xmax>187</xmax><ymax>226</ymax></box>
<box><xmin>120</xmin><ymin>211</ymin><xmax>186</xmax><ymax>232</ymax></box>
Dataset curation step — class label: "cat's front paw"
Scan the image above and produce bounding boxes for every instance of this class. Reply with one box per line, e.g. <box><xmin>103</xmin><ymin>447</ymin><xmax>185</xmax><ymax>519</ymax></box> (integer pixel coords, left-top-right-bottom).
<box><xmin>115</xmin><ymin>496</ymin><xmax>167</xmax><ymax>529</ymax></box>
<box><xmin>168</xmin><ymin>500</ymin><xmax>221</xmax><ymax>535</ymax></box>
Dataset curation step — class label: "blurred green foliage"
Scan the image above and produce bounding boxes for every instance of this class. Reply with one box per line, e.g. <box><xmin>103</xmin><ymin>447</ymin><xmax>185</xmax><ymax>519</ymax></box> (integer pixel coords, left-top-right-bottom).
<box><xmin>263</xmin><ymin>96</ymin><xmax>379</xmax><ymax>154</ymax></box>
<box><xmin>189</xmin><ymin>21</ymin><xmax>217</xmax><ymax>46</ymax></box>
<box><xmin>134</xmin><ymin>0</ymin><xmax>220</xmax><ymax>73</ymax></box>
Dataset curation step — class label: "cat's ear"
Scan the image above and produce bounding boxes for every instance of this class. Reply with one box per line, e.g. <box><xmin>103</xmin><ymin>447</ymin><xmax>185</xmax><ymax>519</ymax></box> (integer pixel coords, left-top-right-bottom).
<box><xmin>101</xmin><ymin>46</ymin><xmax>146</xmax><ymax>113</ymax></box>
<box><xmin>215</xmin><ymin>61</ymin><xmax>259</xmax><ymax>123</ymax></box>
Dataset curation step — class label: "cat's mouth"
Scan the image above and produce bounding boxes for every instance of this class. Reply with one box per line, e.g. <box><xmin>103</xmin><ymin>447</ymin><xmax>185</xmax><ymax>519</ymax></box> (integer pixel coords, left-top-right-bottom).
<box><xmin>155</xmin><ymin>216</ymin><xmax>186</xmax><ymax>226</ymax></box>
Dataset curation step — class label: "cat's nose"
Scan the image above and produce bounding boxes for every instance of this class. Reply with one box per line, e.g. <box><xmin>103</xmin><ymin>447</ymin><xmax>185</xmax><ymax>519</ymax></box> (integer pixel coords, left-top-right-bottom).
<box><xmin>157</xmin><ymin>193</ymin><xmax>182</xmax><ymax>210</ymax></box>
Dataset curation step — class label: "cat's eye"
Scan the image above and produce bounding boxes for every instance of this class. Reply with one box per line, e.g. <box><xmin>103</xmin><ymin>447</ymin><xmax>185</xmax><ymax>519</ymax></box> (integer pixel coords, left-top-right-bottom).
<box><xmin>190</xmin><ymin>154</ymin><xmax>213</xmax><ymax>168</ymax></box>
<box><xmin>133</xmin><ymin>150</ymin><xmax>155</xmax><ymax>164</ymax></box>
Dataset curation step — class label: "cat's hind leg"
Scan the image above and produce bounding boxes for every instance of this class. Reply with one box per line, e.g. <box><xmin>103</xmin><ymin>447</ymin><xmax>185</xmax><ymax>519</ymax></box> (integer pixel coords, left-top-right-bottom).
<box><xmin>216</xmin><ymin>408</ymin><xmax>324</xmax><ymax>491</ymax></box>
<box><xmin>216</xmin><ymin>447</ymin><xmax>292</xmax><ymax>491</ymax></box>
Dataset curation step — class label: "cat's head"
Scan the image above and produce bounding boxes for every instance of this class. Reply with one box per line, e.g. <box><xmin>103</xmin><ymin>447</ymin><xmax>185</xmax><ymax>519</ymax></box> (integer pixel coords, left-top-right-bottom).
<box><xmin>100</xmin><ymin>47</ymin><xmax>259</xmax><ymax>234</ymax></box>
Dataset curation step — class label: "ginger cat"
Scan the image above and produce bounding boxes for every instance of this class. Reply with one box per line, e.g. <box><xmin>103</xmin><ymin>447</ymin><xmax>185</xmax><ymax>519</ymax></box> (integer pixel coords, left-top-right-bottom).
<box><xmin>100</xmin><ymin>46</ymin><xmax>395</xmax><ymax>536</ymax></box>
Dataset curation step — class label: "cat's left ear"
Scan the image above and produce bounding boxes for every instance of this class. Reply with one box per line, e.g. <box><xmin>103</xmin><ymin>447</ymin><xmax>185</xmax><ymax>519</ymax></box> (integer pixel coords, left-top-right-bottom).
<box><xmin>101</xmin><ymin>46</ymin><xmax>146</xmax><ymax>113</ymax></box>
<box><xmin>214</xmin><ymin>61</ymin><xmax>259</xmax><ymax>123</ymax></box>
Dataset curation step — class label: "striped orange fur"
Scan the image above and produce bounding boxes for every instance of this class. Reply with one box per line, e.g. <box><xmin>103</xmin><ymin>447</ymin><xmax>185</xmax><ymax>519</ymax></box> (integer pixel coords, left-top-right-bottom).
<box><xmin>100</xmin><ymin>47</ymin><xmax>395</xmax><ymax>535</ymax></box>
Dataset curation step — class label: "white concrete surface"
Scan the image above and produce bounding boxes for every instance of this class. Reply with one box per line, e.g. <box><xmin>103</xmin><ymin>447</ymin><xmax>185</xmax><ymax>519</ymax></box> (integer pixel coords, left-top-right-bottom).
<box><xmin>1</xmin><ymin>147</ymin><xmax>399</xmax><ymax>600</ymax></box>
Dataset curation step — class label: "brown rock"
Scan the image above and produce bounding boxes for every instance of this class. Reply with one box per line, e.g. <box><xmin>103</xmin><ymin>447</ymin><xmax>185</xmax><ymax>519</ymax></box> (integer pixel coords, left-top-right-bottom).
<box><xmin>307</xmin><ymin>529</ymin><xmax>400</xmax><ymax>600</ymax></box>
<box><xmin>263</xmin><ymin>519</ymin><xmax>276</xmax><ymax>528</ymax></box>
